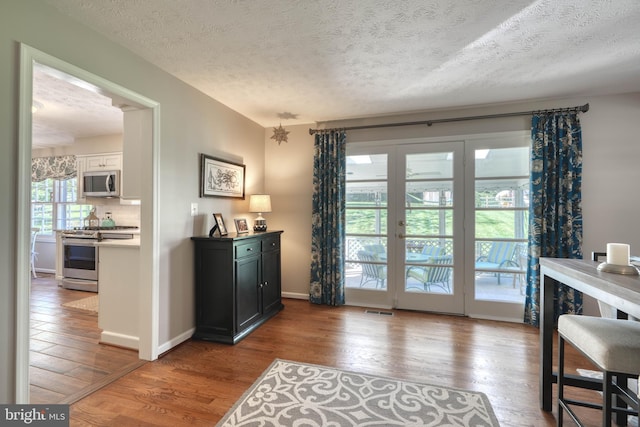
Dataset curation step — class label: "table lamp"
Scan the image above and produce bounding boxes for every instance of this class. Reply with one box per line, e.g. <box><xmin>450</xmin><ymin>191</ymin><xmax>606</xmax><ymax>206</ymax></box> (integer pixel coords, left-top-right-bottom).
<box><xmin>249</xmin><ymin>194</ymin><xmax>271</xmax><ymax>232</ymax></box>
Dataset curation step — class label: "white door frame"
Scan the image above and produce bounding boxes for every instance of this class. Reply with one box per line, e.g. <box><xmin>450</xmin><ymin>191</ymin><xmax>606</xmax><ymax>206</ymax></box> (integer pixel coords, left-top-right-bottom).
<box><xmin>16</xmin><ymin>44</ymin><xmax>161</xmax><ymax>402</ymax></box>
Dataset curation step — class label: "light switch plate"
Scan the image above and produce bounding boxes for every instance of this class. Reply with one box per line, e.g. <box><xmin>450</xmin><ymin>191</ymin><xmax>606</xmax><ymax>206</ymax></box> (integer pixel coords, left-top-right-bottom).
<box><xmin>190</xmin><ymin>203</ymin><xmax>198</xmax><ymax>217</ymax></box>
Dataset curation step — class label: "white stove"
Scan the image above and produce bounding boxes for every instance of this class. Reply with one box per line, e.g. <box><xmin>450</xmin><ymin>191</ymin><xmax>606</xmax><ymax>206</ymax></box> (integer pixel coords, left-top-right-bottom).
<box><xmin>60</xmin><ymin>226</ymin><xmax>139</xmax><ymax>292</ymax></box>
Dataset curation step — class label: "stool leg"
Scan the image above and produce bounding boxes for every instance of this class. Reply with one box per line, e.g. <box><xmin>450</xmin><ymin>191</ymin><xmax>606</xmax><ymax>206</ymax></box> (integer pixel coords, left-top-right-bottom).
<box><xmin>613</xmin><ymin>373</ymin><xmax>629</xmax><ymax>427</ymax></box>
<box><xmin>603</xmin><ymin>371</ymin><xmax>612</xmax><ymax>427</ymax></box>
<box><xmin>558</xmin><ymin>335</ymin><xmax>565</xmax><ymax>427</ymax></box>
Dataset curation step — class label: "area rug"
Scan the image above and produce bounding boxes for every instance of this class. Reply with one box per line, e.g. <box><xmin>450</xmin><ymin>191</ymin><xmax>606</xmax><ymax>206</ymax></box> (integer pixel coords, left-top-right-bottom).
<box><xmin>61</xmin><ymin>295</ymin><xmax>99</xmax><ymax>313</ymax></box>
<box><xmin>216</xmin><ymin>359</ymin><xmax>500</xmax><ymax>427</ymax></box>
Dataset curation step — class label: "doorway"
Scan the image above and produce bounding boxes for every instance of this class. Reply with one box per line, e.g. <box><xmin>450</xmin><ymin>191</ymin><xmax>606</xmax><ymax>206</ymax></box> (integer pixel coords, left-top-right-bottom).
<box><xmin>17</xmin><ymin>44</ymin><xmax>159</xmax><ymax>403</ymax></box>
<box><xmin>345</xmin><ymin>132</ymin><xmax>529</xmax><ymax>321</ymax></box>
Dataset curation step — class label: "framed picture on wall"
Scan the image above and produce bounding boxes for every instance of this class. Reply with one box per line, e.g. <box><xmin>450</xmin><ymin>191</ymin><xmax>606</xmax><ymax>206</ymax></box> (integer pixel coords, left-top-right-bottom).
<box><xmin>200</xmin><ymin>154</ymin><xmax>246</xmax><ymax>198</ymax></box>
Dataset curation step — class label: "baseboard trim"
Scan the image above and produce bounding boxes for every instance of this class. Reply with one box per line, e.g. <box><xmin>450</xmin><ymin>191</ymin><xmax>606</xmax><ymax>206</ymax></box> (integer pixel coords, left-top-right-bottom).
<box><xmin>158</xmin><ymin>327</ymin><xmax>195</xmax><ymax>355</ymax></box>
<box><xmin>100</xmin><ymin>331</ymin><xmax>139</xmax><ymax>350</ymax></box>
<box><xmin>282</xmin><ymin>292</ymin><xmax>308</xmax><ymax>300</ymax></box>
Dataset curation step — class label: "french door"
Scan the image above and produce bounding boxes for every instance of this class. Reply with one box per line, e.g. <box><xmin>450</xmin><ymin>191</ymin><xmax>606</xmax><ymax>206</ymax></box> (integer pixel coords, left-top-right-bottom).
<box><xmin>344</xmin><ymin>141</ymin><xmax>464</xmax><ymax>314</ymax></box>
<box><xmin>345</xmin><ymin>133</ymin><xmax>529</xmax><ymax>320</ymax></box>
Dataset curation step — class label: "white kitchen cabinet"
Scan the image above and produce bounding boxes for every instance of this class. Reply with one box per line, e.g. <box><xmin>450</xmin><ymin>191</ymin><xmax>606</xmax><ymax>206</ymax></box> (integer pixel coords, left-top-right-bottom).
<box><xmin>84</xmin><ymin>153</ymin><xmax>122</xmax><ymax>171</ymax></box>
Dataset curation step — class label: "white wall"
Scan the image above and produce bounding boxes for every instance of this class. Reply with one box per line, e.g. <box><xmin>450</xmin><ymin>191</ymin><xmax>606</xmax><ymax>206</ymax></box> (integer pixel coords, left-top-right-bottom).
<box><xmin>264</xmin><ymin>124</ymin><xmax>315</xmax><ymax>299</ymax></box>
<box><xmin>265</xmin><ymin>94</ymin><xmax>640</xmax><ymax>316</ymax></box>
<box><xmin>1</xmin><ymin>1</ymin><xmax>265</xmax><ymax>402</ymax></box>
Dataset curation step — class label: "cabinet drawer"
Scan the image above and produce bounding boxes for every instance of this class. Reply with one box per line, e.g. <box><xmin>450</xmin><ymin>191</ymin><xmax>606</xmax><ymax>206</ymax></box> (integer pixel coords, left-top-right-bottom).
<box><xmin>235</xmin><ymin>241</ymin><xmax>261</xmax><ymax>259</ymax></box>
<box><xmin>262</xmin><ymin>236</ymin><xmax>280</xmax><ymax>251</ymax></box>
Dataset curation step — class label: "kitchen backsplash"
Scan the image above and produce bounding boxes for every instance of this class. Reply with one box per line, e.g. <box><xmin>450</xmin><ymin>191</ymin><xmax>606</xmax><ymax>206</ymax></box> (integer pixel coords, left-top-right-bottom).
<box><xmin>93</xmin><ymin>204</ymin><xmax>141</xmax><ymax>228</ymax></box>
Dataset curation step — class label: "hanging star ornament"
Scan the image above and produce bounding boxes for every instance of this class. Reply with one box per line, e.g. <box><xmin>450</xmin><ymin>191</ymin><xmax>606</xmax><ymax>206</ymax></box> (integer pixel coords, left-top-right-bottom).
<box><xmin>271</xmin><ymin>123</ymin><xmax>290</xmax><ymax>145</ymax></box>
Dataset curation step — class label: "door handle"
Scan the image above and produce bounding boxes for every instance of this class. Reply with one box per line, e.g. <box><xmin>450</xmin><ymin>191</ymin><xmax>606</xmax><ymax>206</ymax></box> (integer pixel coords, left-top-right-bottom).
<box><xmin>398</xmin><ymin>233</ymin><xmax>405</xmax><ymax>239</ymax></box>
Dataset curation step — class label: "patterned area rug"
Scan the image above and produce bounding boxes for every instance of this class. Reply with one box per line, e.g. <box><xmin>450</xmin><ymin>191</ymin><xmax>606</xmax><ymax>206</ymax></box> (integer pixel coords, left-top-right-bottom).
<box><xmin>62</xmin><ymin>295</ymin><xmax>99</xmax><ymax>313</ymax></box>
<box><xmin>216</xmin><ymin>359</ymin><xmax>500</xmax><ymax>427</ymax></box>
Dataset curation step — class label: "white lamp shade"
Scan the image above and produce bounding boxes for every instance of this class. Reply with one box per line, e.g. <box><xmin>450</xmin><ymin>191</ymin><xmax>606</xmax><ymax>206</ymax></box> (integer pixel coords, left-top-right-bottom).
<box><xmin>249</xmin><ymin>194</ymin><xmax>272</xmax><ymax>213</ymax></box>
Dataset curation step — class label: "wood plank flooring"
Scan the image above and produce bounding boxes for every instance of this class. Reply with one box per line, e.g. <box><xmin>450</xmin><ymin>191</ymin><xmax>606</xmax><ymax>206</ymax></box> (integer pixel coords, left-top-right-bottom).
<box><xmin>69</xmin><ymin>299</ymin><xmax>611</xmax><ymax>426</ymax></box>
<box><xmin>30</xmin><ymin>275</ymin><xmax>144</xmax><ymax>404</ymax></box>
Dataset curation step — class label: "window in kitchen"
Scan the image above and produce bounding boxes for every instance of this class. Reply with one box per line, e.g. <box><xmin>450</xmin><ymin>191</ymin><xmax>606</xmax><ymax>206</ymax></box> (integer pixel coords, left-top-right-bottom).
<box><xmin>31</xmin><ymin>178</ymin><xmax>93</xmax><ymax>236</ymax></box>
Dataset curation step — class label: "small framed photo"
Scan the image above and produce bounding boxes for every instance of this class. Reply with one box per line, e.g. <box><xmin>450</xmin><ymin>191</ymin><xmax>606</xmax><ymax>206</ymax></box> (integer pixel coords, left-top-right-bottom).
<box><xmin>234</xmin><ymin>218</ymin><xmax>249</xmax><ymax>234</ymax></box>
<box><xmin>200</xmin><ymin>154</ymin><xmax>246</xmax><ymax>198</ymax></box>
<box><xmin>213</xmin><ymin>213</ymin><xmax>228</xmax><ymax>236</ymax></box>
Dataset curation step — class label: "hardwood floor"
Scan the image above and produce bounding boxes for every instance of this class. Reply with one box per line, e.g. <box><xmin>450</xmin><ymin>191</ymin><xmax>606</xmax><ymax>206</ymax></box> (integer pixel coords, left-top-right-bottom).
<box><xmin>30</xmin><ymin>275</ymin><xmax>144</xmax><ymax>404</ymax></box>
<box><xmin>68</xmin><ymin>299</ymin><xmax>612</xmax><ymax>426</ymax></box>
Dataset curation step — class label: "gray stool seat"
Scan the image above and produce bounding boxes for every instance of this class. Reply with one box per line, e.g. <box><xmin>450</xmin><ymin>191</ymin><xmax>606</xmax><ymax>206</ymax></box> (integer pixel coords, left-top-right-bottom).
<box><xmin>557</xmin><ymin>315</ymin><xmax>640</xmax><ymax>427</ymax></box>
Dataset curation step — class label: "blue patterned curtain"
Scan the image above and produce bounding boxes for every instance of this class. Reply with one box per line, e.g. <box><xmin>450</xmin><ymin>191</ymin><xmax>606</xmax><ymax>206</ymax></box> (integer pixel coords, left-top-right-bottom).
<box><xmin>524</xmin><ymin>113</ymin><xmax>583</xmax><ymax>326</ymax></box>
<box><xmin>310</xmin><ymin>130</ymin><xmax>347</xmax><ymax>306</ymax></box>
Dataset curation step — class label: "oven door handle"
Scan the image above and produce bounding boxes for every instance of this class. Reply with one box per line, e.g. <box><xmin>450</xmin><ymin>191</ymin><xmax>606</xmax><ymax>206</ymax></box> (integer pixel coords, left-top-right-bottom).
<box><xmin>62</xmin><ymin>238</ymin><xmax>98</xmax><ymax>246</ymax></box>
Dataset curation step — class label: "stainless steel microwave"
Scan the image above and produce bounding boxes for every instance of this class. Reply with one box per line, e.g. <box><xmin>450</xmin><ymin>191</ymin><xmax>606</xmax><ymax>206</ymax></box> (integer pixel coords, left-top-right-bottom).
<box><xmin>83</xmin><ymin>170</ymin><xmax>120</xmax><ymax>197</ymax></box>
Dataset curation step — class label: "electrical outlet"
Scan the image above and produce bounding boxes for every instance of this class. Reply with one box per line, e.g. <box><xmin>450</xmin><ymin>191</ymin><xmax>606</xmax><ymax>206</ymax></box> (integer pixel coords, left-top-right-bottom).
<box><xmin>190</xmin><ymin>203</ymin><xmax>198</xmax><ymax>217</ymax></box>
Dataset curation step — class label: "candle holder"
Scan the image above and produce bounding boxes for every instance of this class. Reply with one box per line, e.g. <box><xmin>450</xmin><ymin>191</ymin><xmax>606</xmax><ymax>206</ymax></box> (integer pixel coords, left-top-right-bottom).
<box><xmin>597</xmin><ymin>262</ymin><xmax>639</xmax><ymax>275</ymax></box>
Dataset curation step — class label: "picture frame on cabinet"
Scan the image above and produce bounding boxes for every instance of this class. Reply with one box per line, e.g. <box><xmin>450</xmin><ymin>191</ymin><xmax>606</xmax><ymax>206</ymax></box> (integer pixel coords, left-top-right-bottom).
<box><xmin>234</xmin><ymin>218</ymin><xmax>249</xmax><ymax>234</ymax></box>
<box><xmin>200</xmin><ymin>154</ymin><xmax>246</xmax><ymax>198</ymax></box>
<box><xmin>213</xmin><ymin>213</ymin><xmax>228</xmax><ymax>236</ymax></box>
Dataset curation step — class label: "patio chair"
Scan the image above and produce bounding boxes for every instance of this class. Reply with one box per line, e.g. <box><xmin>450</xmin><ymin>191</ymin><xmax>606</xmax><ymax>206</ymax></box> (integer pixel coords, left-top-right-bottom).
<box><xmin>406</xmin><ymin>255</ymin><xmax>452</xmax><ymax>292</ymax></box>
<box><xmin>420</xmin><ymin>244</ymin><xmax>441</xmax><ymax>258</ymax></box>
<box><xmin>357</xmin><ymin>250</ymin><xmax>386</xmax><ymax>288</ymax></box>
<box><xmin>30</xmin><ymin>227</ymin><xmax>40</xmax><ymax>278</ymax></box>
<box><xmin>363</xmin><ymin>244</ymin><xmax>386</xmax><ymax>254</ymax></box>
<box><xmin>475</xmin><ymin>241</ymin><xmax>518</xmax><ymax>284</ymax></box>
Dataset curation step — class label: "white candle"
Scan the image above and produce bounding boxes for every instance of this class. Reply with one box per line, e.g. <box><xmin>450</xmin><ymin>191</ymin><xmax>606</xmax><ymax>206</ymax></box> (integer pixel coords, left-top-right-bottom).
<box><xmin>607</xmin><ymin>243</ymin><xmax>630</xmax><ymax>266</ymax></box>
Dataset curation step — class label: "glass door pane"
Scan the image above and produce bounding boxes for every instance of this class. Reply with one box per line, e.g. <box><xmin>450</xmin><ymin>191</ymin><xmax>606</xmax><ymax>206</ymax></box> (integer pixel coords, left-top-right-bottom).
<box><xmin>474</xmin><ymin>147</ymin><xmax>529</xmax><ymax>302</ymax></box>
<box><xmin>465</xmin><ymin>135</ymin><xmax>530</xmax><ymax>321</ymax></box>
<box><xmin>345</xmin><ymin>152</ymin><xmax>395</xmax><ymax>308</ymax></box>
<box><xmin>395</xmin><ymin>142</ymin><xmax>464</xmax><ymax>314</ymax></box>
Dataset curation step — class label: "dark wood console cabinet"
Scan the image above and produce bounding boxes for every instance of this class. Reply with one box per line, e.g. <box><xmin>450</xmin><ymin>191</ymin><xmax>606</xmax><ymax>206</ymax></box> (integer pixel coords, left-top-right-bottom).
<box><xmin>191</xmin><ymin>231</ymin><xmax>284</xmax><ymax>344</ymax></box>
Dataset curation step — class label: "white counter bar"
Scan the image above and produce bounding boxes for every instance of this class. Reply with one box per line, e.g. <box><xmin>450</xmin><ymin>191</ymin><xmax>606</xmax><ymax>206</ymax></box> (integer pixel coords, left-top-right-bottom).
<box><xmin>97</xmin><ymin>239</ymin><xmax>140</xmax><ymax>350</ymax></box>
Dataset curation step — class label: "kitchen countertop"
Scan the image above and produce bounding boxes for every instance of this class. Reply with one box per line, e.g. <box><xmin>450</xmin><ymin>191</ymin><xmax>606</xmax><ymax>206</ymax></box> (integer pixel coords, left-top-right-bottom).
<box><xmin>96</xmin><ymin>236</ymin><xmax>140</xmax><ymax>247</ymax></box>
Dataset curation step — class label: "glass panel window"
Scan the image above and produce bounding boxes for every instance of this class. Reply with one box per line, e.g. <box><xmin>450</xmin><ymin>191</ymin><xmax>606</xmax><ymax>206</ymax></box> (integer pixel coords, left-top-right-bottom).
<box><xmin>474</xmin><ymin>146</ymin><xmax>529</xmax><ymax>303</ymax></box>
<box><xmin>31</xmin><ymin>178</ymin><xmax>93</xmax><ymax>236</ymax></box>
<box><xmin>345</xmin><ymin>154</ymin><xmax>388</xmax><ymax>290</ymax></box>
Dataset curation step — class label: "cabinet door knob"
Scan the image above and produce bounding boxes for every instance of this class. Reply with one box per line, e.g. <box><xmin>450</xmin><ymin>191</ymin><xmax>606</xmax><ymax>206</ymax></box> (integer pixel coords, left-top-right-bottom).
<box><xmin>263</xmin><ymin>281</ymin><xmax>268</xmax><ymax>287</ymax></box>
<box><xmin>247</xmin><ymin>247</ymin><xmax>253</xmax><ymax>252</ymax></box>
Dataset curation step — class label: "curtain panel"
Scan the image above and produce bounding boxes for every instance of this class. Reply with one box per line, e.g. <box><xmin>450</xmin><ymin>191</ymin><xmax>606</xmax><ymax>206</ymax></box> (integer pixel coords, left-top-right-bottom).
<box><xmin>524</xmin><ymin>113</ymin><xmax>583</xmax><ymax>327</ymax></box>
<box><xmin>32</xmin><ymin>155</ymin><xmax>77</xmax><ymax>182</ymax></box>
<box><xmin>309</xmin><ymin>130</ymin><xmax>347</xmax><ymax>306</ymax></box>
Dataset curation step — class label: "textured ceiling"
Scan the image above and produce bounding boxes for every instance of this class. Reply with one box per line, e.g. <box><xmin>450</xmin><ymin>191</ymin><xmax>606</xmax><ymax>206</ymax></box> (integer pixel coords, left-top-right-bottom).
<box><xmin>33</xmin><ymin>64</ymin><xmax>123</xmax><ymax>149</ymax></box>
<box><xmin>34</xmin><ymin>0</ymin><xmax>640</xmax><ymax>146</ymax></box>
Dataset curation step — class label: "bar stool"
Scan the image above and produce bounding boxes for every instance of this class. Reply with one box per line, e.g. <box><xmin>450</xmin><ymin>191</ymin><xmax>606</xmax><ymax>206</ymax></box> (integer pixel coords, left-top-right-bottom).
<box><xmin>557</xmin><ymin>315</ymin><xmax>640</xmax><ymax>426</ymax></box>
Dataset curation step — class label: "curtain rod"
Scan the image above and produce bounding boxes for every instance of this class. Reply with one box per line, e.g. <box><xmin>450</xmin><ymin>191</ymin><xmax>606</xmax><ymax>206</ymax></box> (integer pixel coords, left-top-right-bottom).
<box><xmin>308</xmin><ymin>103</ymin><xmax>589</xmax><ymax>135</ymax></box>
